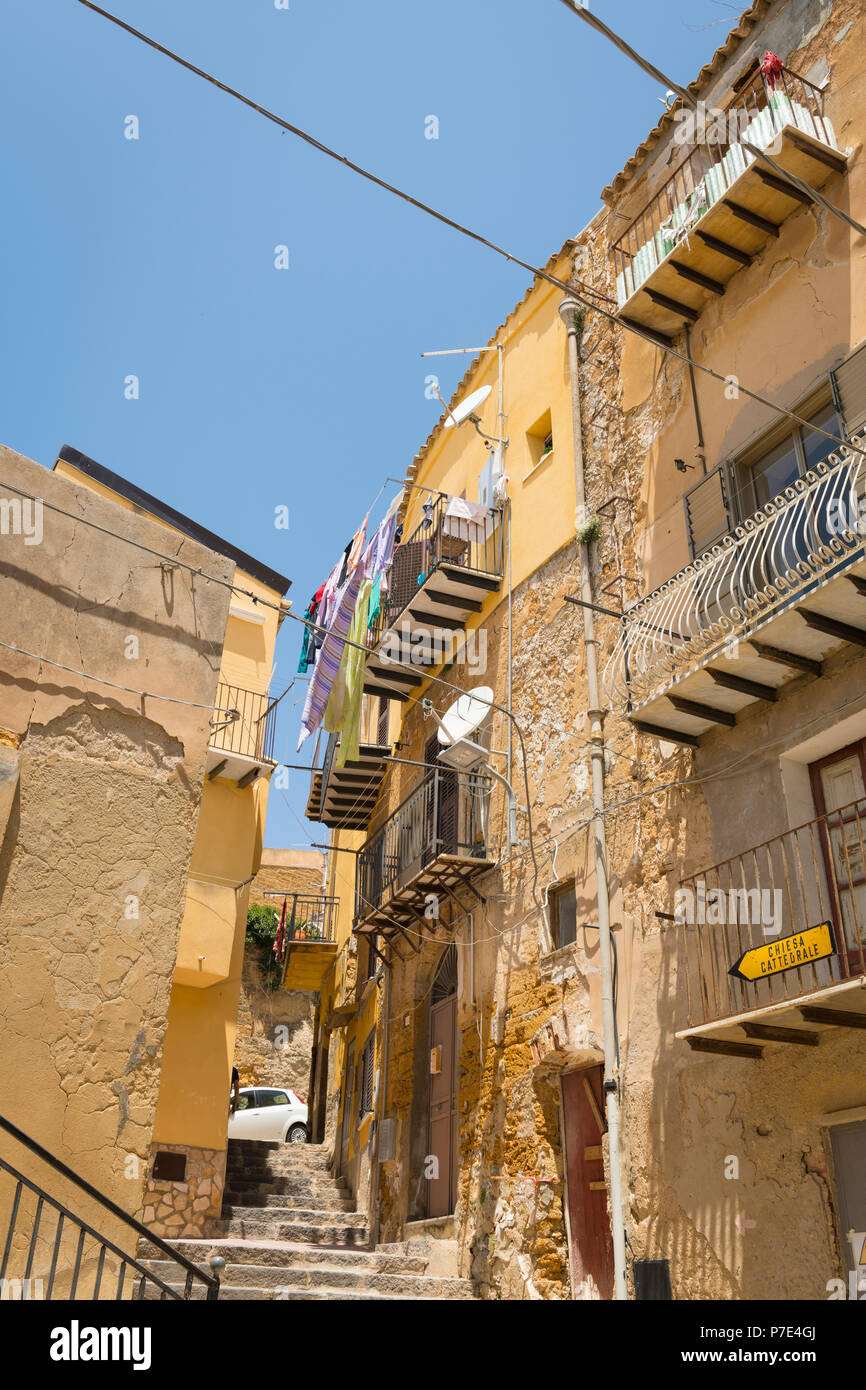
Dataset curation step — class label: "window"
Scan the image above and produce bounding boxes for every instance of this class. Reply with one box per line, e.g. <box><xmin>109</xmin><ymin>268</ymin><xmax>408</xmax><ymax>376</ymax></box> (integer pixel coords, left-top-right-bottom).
<box><xmin>257</xmin><ymin>1089</ymin><xmax>289</xmax><ymax>1107</ymax></box>
<box><xmin>550</xmin><ymin>882</ymin><xmax>577</xmax><ymax>950</ymax></box>
<box><xmin>357</xmin><ymin>1035</ymin><xmax>375</xmax><ymax>1119</ymax></box>
<box><xmin>525</xmin><ymin>408</ymin><xmax>554</xmax><ymax>475</ymax></box>
<box><xmin>235</xmin><ymin>1092</ymin><xmax>254</xmax><ymax>1111</ymax></box>
<box><xmin>747</xmin><ymin>401</ymin><xmax>842</xmax><ymax>511</ymax></box>
<box><xmin>377</xmin><ymin>695</ymin><xmax>389</xmax><ymax>747</ymax></box>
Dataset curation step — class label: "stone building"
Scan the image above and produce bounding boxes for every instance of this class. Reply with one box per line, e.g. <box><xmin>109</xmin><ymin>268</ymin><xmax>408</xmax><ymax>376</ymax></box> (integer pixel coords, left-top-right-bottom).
<box><xmin>233</xmin><ymin>849</ymin><xmax>325</xmax><ymax>1098</ymax></box>
<box><xmin>0</xmin><ymin>440</ymin><xmax>291</xmax><ymax>1279</ymax></box>
<box><xmin>306</xmin><ymin>0</ymin><xmax>866</xmax><ymax>1300</ymax></box>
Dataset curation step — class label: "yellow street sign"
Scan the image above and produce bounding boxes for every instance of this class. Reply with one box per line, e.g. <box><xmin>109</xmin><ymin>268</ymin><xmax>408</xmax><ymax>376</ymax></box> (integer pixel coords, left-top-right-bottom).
<box><xmin>729</xmin><ymin>921</ymin><xmax>836</xmax><ymax>982</ymax></box>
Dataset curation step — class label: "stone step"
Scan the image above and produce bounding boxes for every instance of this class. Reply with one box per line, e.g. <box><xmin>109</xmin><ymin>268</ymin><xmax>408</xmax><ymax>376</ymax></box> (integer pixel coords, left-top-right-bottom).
<box><xmin>224</xmin><ymin>1169</ymin><xmax>345</xmax><ymax>1188</ymax></box>
<box><xmin>143</xmin><ymin>1246</ymin><xmax>429</xmax><ymax>1280</ymax></box>
<box><xmin>227</xmin><ymin>1143</ymin><xmax>331</xmax><ymax>1167</ymax></box>
<box><xmin>208</xmin><ymin>1211</ymin><xmax>367</xmax><ymax>1239</ymax></box>
<box><xmin>222</xmin><ymin>1186</ymin><xmax>350</xmax><ymax>1209</ymax></box>
<box><xmin>222</xmin><ymin>1193</ymin><xmax>355</xmax><ymax>1216</ymax></box>
<box><xmin>140</xmin><ymin>1260</ymin><xmax>475</xmax><ymax>1300</ymax></box>
<box><xmin>144</xmin><ymin>1283</ymin><xmax>452</xmax><ymax>1301</ymax></box>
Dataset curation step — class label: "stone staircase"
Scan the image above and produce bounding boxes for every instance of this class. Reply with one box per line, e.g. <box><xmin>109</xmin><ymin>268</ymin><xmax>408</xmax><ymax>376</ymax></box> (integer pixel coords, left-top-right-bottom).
<box><xmin>138</xmin><ymin>1139</ymin><xmax>475</xmax><ymax>1301</ymax></box>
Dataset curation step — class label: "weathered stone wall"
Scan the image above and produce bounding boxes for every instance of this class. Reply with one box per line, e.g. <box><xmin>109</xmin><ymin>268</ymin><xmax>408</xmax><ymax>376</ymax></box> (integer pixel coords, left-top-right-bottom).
<box><xmin>0</xmin><ymin>444</ymin><xmax>233</xmax><ymax>1263</ymax></box>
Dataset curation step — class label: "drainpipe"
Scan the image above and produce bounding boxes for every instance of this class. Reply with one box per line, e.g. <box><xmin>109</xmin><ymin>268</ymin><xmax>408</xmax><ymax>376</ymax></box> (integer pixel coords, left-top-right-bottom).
<box><xmin>370</xmin><ymin>963</ymin><xmax>390</xmax><ymax>1250</ymax></box>
<box><xmin>558</xmin><ymin>295</ymin><xmax>629</xmax><ymax>1302</ymax></box>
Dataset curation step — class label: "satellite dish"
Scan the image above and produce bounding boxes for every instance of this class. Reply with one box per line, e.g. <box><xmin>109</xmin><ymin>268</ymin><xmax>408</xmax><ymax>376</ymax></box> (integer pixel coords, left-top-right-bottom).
<box><xmin>443</xmin><ymin>384</ymin><xmax>492</xmax><ymax>429</ymax></box>
<box><xmin>438</xmin><ymin>686</ymin><xmax>494</xmax><ymax>745</ymax></box>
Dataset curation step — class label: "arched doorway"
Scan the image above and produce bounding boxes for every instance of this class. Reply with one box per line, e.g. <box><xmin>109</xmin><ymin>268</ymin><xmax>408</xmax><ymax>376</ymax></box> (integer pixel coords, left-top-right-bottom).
<box><xmin>427</xmin><ymin>944</ymin><xmax>458</xmax><ymax>1218</ymax></box>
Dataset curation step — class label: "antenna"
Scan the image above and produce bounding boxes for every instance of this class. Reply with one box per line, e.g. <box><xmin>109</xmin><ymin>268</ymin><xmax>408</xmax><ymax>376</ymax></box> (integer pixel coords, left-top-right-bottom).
<box><xmin>435</xmin><ymin>686</ymin><xmax>494</xmax><ymax>771</ymax></box>
<box><xmin>442</xmin><ymin>384</ymin><xmax>493</xmax><ymax>429</ymax></box>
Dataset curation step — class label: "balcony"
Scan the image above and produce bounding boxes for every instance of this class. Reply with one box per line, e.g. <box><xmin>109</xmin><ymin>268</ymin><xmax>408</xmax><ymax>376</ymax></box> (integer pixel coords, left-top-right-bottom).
<box><xmin>604</xmin><ymin>438</ymin><xmax>866</xmax><ymax>745</ymax></box>
<box><xmin>353</xmin><ymin>768</ymin><xmax>495</xmax><ymax>960</ymax></box>
<box><xmin>304</xmin><ymin>730</ymin><xmax>390</xmax><ymax>832</ymax></box>
<box><xmin>673</xmin><ymin>797</ymin><xmax>866</xmax><ymax>1056</ymax></box>
<box><xmin>206</xmin><ymin>681</ymin><xmax>277</xmax><ymax>785</ymax></box>
<box><xmin>612</xmin><ymin>66</ymin><xmax>845</xmax><ymax>341</ymax></box>
<box><xmin>267</xmin><ymin>892</ymin><xmax>340</xmax><ymax>992</ymax></box>
<box><xmin>362</xmin><ymin>493</ymin><xmax>504</xmax><ymax>703</ymax></box>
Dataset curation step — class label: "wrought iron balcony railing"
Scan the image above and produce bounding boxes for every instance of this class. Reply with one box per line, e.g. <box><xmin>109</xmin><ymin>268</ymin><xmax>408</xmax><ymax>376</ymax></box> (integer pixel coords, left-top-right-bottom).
<box><xmin>209</xmin><ymin>681</ymin><xmax>277</xmax><ymax>764</ymax></box>
<box><xmin>259</xmin><ymin>891</ymin><xmax>339</xmax><ymax>945</ymax></box>
<box><xmin>368</xmin><ymin>492</ymin><xmax>504</xmax><ymax>650</ymax></box>
<box><xmin>355</xmin><ymin>768</ymin><xmax>491</xmax><ymax>923</ymax></box>
<box><xmin>611</xmin><ymin>65</ymin><xmax>835</xmax><ymax>308</ymax></box>
<box><xmin>604</xmin><ymin>439</ymin><xmax>866</xmax><ymax>712</ymax></box>
<box><xmin>676</xmin><ymin>794</ymin><xmax>866</xmax><ymax>1034</ymax></box>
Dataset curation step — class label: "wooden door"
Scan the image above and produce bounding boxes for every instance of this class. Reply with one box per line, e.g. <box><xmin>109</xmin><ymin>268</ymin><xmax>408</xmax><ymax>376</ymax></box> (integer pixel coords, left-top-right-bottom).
<box><xmin>424</xmin><ymin>734</ymin><xmax>458</xmax><ymax>860</ymax></box>
<box><xmin>338</xmin><ymin>1040</ymin><xmax>355</xmax><ymax>1176</ymax></box>
<box><xmin>427</xmin><ymin>946</ymin><xmax>458</xmax><ymax>1218</ymax></box>
<box><xmin>561</xmin><ymin>1065</ymin><xmax>615</xmax><ymax>1300</ymax></box>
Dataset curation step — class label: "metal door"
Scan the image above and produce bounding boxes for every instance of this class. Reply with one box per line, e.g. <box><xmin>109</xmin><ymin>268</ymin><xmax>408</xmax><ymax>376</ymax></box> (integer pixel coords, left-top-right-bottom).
<box><xmin>427</xmin><ymin>946</ymin><xmax>458</xmax><ymax>1218</ymax></box>
<box><xmin>561</xmin><ymin>1065</ymin><xmax>615</xmax><ymax>1299</ymax></box>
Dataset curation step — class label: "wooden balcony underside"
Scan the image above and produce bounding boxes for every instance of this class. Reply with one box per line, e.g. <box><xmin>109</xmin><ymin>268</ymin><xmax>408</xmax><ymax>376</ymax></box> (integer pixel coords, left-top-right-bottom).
<box><xmin>677</xmin><ymin>974</ymin><xmax>866</xmax><ymax>1058</ymax></box>
<box><xmin>354</xmin><ymin>851</ymin><xmax>496</xmax><ymax>945</ymax></box>
<box><xmin>618</xmin><ymin>126</ymin><xmax>846</xmax><ymax>339</ymax></box>
<box><xmin>630</xmin><ymin>554</ymin><xmax>866</xmax><ymax>746</ymax></box>
<box><xmin>363</xmin><ymin>564</ymin><xmax>500</xmax><ymax>701</ymax></box>
<box><xmin>304</xmin><ymin>742</ymin><xmax>389</xmax><ymax>831</ymax></box>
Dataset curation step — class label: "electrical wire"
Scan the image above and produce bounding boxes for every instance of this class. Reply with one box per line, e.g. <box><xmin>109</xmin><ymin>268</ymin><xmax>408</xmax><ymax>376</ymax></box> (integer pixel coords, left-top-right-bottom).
<box><xmin>556</xmin><ymin>0</ymin><xmax>866</xmax><ymax>238</ymax></box>
<box><xmin>0</xmin><ymin>637</ymin><xmax>229</xmax><ymax>711</ymax></box>
<box><xmin>69</xmin><ymin>2</ymin><xmax>866</xmax><ymax>467</ymax></box>
<box><xmin>72</xmin><ymin>0</ymin><xmax>613</xmax><ymax>310</ymax></box>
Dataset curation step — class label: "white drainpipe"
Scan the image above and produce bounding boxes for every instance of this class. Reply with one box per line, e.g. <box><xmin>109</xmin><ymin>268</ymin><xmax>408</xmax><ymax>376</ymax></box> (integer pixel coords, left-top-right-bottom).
<box><xmin>558</xmin><ymin>295</ymin><xmax>629</xmax><ymax>1301</ymax></box>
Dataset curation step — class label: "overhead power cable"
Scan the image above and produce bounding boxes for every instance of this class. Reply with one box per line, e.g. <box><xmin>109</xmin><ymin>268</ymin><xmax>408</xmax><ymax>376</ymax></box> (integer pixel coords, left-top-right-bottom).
<box><xmin>73</xmin><ymin>0</ymin><xmax>613</xmax><ymax>309</ymax></box>
<box><xmin>556</xmin><ymin>0</ymin><xmax>866</xmax><ymax>238</ymax></box>
<box><xmin>71</xmin><ymin>1</ymin><xmax>866</xmax><ymax>467</ymax></box>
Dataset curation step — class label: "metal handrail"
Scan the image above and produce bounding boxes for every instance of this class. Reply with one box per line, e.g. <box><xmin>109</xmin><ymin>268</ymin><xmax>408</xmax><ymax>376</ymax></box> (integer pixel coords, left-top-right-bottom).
<box><xmin>603</xmin><ymin>437</ymin><xmax>866</xmax><ymax>710</ymax></box>
<box><xmin>0</xmin><ymin>1113</ymin><xmax>219</xmax><ymax>1300</ymax></box>
<box><xmin>369</xmin><ymin>494</ymin><xmax>504</xmax><ymax>648</ymax></box>
<box><xmin>611</xmin><ymin>65</ymin><xmax>832</xmax><ymax>299</ymax></box>
<box><xmin>675</xmin><ymin>793</ymin><xmax>866</xmax><ymax>1029</ymax></box>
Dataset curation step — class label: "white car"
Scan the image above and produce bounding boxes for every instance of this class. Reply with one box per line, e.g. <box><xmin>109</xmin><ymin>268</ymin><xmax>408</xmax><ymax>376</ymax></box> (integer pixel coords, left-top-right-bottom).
<box><xmin>228</xmin><ymin>1087</ymin><xmax>309</xmax><ymax>1144</ymax></box>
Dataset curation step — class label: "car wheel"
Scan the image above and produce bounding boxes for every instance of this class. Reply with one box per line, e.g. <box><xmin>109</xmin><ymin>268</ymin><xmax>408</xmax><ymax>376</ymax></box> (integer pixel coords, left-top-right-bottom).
<box><xmin>286</xmin><ymin>1123</ymin><xmax>308</xmax><ymax>1145</ymax></box>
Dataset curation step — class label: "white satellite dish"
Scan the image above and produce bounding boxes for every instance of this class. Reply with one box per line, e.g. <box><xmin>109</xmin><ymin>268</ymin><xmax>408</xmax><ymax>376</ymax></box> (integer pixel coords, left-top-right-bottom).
<box><xmin>443</xmin><ymin>384</ymin><xmax>492</xmax><ymax>429</ymax></box>
<box><xmin>436</xmin><ymin>686</ymin><xmax>494</xmax><ymax>770</ymax></box>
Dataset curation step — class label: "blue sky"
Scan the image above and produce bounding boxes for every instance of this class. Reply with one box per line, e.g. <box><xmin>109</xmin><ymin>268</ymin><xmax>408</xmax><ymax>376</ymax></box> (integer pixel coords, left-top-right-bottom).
<box><xmin>1</xmin><ymin>0</ymin><xmax>739</xmax><ymax>846</ymax></box>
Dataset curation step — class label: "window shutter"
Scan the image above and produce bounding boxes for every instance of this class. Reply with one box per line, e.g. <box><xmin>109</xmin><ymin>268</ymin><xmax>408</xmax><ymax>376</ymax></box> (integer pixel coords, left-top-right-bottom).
<box><xmin>684</xmin><ymin>466</ymin><xmax>733</xmax><ymax>559</ymax></box>
<box><xmin>832</xmin><ymin>342</ymin><xmax>866</xmax><ymax>438</ymax></box>
<box><xmin>377</xmin><ymin>695</ymin><xmax>389</xmax><ymax>747</ymax></box>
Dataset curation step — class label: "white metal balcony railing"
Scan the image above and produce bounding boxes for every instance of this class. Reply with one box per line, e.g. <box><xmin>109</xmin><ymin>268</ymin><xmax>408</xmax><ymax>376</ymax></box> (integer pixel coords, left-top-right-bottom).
<box><xmin>604</xmin><ymin>437</ymin><xmax>866</xmax><ymax>714</ymax></box>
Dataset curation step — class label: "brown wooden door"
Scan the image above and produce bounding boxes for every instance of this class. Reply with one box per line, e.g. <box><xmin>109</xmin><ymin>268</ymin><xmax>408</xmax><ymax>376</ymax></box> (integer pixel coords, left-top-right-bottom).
<box><xmin>427</xmin><ymin>947</ymin><xmax>458</xmax><ymax>1218</ymax></box>
<box><xmin>424</xmin><ymin>734</ymin><xmax>459</xmax><ymax>860</ymax></box>
<box><xmin>561</xmin><ymin>1065</ymin><xmax>615</xmax><ymax>1300</ymax></box>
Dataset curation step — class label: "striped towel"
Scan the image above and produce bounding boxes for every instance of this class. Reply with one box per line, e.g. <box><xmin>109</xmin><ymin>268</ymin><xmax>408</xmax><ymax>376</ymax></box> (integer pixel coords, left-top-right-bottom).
<box><xmin>297</xmin><ymin>519</ymin><xmax>368</xmax><ymax>749</ymax></box>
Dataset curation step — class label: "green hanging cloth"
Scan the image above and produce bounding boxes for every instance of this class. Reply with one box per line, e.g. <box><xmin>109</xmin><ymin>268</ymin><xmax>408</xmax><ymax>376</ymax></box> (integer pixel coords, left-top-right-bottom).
<box><xmin>325</xmin><ymin>577</ymin><xmax>373</xmax><ymax>767</ymax></box>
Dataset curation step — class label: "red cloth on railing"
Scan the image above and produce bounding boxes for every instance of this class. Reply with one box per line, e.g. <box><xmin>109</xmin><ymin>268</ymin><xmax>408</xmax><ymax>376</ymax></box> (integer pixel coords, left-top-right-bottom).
<box><xmin>273</xmin><ymin>897</ymin><xmax>287</xmax><ymax>961</ymax></box>
<box><xmin>760</xmin><ymin>51</ymin><xmax>784</xmax><ymax>90</ymax></box>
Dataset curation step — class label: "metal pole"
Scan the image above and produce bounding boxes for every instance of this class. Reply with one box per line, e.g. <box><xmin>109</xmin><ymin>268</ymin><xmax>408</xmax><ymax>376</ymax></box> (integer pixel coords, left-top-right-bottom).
<box><xmin>559</xmin><ymin>295</ymin><xmax>629</xmax><ymax>1301</ymax></box>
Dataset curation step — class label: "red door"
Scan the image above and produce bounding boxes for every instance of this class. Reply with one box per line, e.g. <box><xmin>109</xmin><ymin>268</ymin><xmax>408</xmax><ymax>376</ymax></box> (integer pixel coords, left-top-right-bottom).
<box><xmin>427</xmin><ymin>946</ymin><xmax>458</xmax><ymax>1218</ymax></box>
<box><xmin>561</xmin><ymin>1065</ymin><xmax>615</xmax><ymax>1299</ymax></box>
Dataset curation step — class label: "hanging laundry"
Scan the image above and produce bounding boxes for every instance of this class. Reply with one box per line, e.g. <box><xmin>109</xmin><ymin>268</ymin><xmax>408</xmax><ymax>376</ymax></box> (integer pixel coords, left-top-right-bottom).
<box><xmin>326</xmin><ymin>576</ymin><xmax>373</xmax><ymax>768</ymax></box>
<box><xmin>444</xmin><ymin>494</ymin><xmax>490</xmax><ymax>544</ymax></box>
<box><xmin>368</xmin><ymin>573</ymin><xmax>383</xmax><ymax>630</ymax></box>
<box><xmin>297</xmin><ymin>520</ymin><xmax>368</xmax><ymax>749</ymax></box>
<box><xmin>297</xmin><ymin>581</ymin><xmax>328</xmax><ymax>673</ymax></box>
<box><xmin>273</xmin><ymin>897</ymin><xmax>287</xmax><ymax>962</ymax></box>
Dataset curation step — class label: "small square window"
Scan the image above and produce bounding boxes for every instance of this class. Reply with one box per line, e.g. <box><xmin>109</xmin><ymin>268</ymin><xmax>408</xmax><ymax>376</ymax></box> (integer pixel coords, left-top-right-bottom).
<box><xmin>152</xmin><ymin>1150</ymin><xmax>186</xmax><ymax>1182</ymax></box>
<box><xmin>550</xmin><ymin>882</ymin><xmax>577</xmax><ymax>950</ymax></box>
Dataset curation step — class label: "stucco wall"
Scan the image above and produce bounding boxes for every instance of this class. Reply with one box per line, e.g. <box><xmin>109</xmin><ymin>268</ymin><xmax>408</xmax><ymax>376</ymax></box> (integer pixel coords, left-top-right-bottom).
<box><xmin>0</xmin><ymin>443</ymin><xmax>233</xmax><ymax>1257</ymax></box>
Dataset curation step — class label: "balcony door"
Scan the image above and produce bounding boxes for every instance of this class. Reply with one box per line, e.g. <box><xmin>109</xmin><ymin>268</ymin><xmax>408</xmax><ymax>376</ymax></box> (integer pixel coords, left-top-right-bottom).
<box><xmin>810</xmin><ymin>742</ymin><xmax>866</xmax><ymax>973</ymax></box>
<box><xmin>424</xmin><ymin>734</ymin><xmax>459</xmax><ymax>862</ymax></box>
